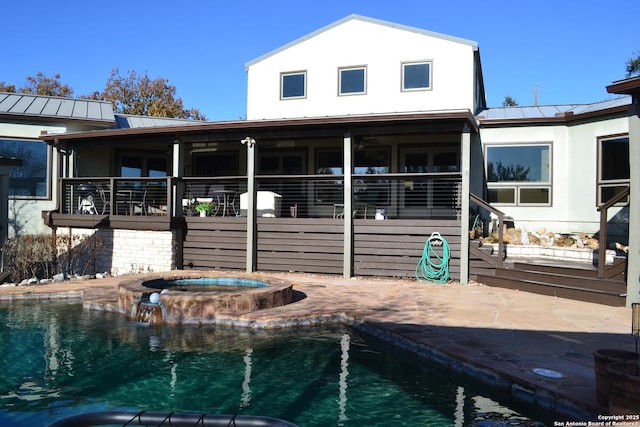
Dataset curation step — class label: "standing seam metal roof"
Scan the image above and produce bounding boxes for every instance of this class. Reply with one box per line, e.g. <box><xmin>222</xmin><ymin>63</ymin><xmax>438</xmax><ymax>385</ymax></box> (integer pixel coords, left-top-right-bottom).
<box><xmin>0</xmin><ymin>92</ymin><xmax>114</xmax><ymax>123</ymax></box>
<box><xmin>476</xmin><ymin>96</ymin><xmax>630</xmax><ymax>121</ymax></box>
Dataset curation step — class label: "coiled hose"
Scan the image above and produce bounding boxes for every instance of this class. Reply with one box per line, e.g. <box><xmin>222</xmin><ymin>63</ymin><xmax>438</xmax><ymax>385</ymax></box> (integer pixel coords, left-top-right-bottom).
<box><xmin>415</xmin><ymin>232</ymin><xmax>450</xmax><ymax>283</ymax></box>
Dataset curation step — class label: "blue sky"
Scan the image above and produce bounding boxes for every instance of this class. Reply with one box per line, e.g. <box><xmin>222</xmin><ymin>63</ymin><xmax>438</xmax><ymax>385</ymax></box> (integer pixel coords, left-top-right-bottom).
<box><xmin>3</xmin><ymin>1</ymin><xmax>638</xmax><ymax>121</ymax></box>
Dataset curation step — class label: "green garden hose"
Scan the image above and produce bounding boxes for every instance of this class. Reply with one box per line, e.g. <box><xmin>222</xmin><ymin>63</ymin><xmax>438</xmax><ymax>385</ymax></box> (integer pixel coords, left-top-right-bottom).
<box><xmin>415</xmin><ymin>232</ymin><xmax>450</xmax><ymax>284</ymax></box>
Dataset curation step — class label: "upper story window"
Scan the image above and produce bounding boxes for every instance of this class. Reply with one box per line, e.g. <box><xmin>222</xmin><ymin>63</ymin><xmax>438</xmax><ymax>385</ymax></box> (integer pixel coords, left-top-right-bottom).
<box><xmin>402</xmin><ymin>61</ymin><xmax>432</xmax><ymax>91</ymax></box>
<box><xmin>486</xmin><ymin>144</ymin><xmax>551</xmax><ymax>206</ymax></box>
<box><xmin>0</xmin><ymin>138</ymin><xmax>49</xmax><ymax>198</ymax></box>
<box><xmin>598</xmin><ymin>135</ymin><xmax>629</xmax><ymax>205</ymax></box>
<box><xmin>339</xmin><ymin>66</ymin><xmax>366</xmax><ymax>95</ymax></box>
<box><xmin>281</xmin><ymin>71</ymin><xmax>306</xmax><ymax>99</ymax></box>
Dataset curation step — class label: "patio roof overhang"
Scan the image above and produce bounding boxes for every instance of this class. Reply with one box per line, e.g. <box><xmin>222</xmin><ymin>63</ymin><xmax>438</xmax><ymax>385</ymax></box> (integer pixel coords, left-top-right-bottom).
<box><xmin>607</xmin><ymin>76</ymin><xmax>640</xmax><ymax>96</ymax></box>
<box><xmin>39</xmin><ymin>110</ymin><xmax>479</xmax><ymax>147</ymax></box>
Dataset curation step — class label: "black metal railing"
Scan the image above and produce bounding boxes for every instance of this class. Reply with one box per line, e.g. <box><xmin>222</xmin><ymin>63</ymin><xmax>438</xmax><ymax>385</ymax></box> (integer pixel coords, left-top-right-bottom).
<box><xmin>60</xmin><ymin>177</ymin><xmax>174</xmax><ymax>217</ymax></box>
<box><xmin>58</xmin><ymin>173</ymin><xmax>462</xmax><ymax>220</ymax></box>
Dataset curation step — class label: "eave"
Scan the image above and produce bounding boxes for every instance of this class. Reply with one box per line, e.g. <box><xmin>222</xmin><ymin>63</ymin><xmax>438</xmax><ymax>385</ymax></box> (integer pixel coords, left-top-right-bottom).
<box><xmin>478</xmin><ymin>103</ymin><xmax>629</xmax><ymax>127</ymax></box>
<box><xmin>40</xmin><ymin>110</ymin><xmax>479</xmax><ymax>145</ymax></box>
<box><xmin>607</xmin><ymin>76</ymin><xmax>640</xmax><ymax>95</ymax></box>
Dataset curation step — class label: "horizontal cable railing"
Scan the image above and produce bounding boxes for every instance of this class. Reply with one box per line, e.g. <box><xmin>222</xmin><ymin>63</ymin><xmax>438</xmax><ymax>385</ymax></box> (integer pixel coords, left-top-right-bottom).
<box><xmin>59</xmin><ymin>173</ymin><xmax>462</xmax><ymax>220</ymax></box>
<box><xmin>60</xmin><ymin>177</ymin><xmax>174</xmax><ymax>217</ymax></box>
<box><xmin>183</xmin><ymin>177</ymin><xmax>247</xmax><ymax>217</ymax></box>
<box><xmin>253</xmin><ymin>173</ymin><xmax>462</xmax><ymax>219</ymax></box>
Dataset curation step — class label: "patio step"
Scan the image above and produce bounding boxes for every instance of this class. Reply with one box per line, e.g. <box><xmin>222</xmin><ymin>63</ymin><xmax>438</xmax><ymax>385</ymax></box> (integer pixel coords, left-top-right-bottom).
<box><xmin>475</xmin><ymin>266</ymin><xmax>627</xmax><ymax>307</ymax></box>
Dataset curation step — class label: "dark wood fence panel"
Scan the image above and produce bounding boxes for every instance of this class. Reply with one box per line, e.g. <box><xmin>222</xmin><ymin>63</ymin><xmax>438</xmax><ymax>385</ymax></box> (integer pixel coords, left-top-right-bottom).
<box><xmin>256</xmin><ymin>218</ymin><xmax>344</xmax><ymax>274</ymax></box>
<box><xmin>354</xmin><ymin>219</ymin><xmax>461</xmax><ymax>279</ymax></box>
<box><xmin>183</xmin><ymin>217</ymin><xmax>247</xmax><ymax>270</ymax></box>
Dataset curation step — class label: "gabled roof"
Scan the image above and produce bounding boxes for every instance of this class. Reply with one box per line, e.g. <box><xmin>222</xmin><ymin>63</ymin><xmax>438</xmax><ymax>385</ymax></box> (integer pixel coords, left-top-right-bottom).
<box><xmin>477</xmin><ymin>96</ymin><xmax>631</xmax><ymax>124</ymax></box>
<box><xmin>0</xmin><ymin>91</ymin><xmax>114</xmax><ymax>124</ymax></box>
<box><xmin>245</xmin><ymin>14</ymin><xmax>478</xmax><ymax>70</ymax></box>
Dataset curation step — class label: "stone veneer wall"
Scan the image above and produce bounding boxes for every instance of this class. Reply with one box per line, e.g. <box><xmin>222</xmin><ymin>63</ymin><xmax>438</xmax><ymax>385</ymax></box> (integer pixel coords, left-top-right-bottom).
<box><xmin>487</xmin><ymin>244</ymin><xmax>617</xmax><ymax>264</ymax></box>
<box><xmin>64</xmin><ymin>228</ymin><xmax>177</xmax><ymax>276</ymax></box>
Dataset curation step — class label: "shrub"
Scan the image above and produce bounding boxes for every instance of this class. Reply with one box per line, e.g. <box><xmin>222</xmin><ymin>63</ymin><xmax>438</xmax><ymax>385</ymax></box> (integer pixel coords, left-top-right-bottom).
<box><xmin>3</xmin><ymin>235</ymin><xmax>56</xmax><ymax>283</ymax></box>
<box><xmin>3</xmin><ymin>233</ymin><xmax>105</xmax><ymax>283</ymax></box>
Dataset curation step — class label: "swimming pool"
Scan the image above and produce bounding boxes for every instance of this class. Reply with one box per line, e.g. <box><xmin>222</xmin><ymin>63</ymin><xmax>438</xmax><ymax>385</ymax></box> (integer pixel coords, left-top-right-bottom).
<box><xmin>0</xmin><ymin>302</ymin><xmax>549</xmax><ymax>426</ymax></box>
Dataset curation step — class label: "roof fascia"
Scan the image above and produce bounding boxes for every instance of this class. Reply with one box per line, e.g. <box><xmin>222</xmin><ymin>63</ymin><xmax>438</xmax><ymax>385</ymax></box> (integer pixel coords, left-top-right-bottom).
<box><xmin>474</xmin><ymin>49</ymin><xmax>487</xmax><ymax>113</ymax></box>
<box><xmin>0</xmin><ymin>112</ymin><xmax>115</xmax><ymax>127</ymax></box>
<box><xmin>607</xmin><ymin>76</ymin><xmax>640</xmax><ymax>95</ymax></box>
<box><xmin>245</xmin><ymin>14</ymin><xmax>478</xmax><ymax>71</ymax></box>
<box><xmin>40</xmin><ymin>110</ymin><xmax>478</xmax><ymax>143</ymax></box>
<box><xmin>478</xmin><ymin>104</ymin><xmax>629</xmax><ymax>127</ymax></box>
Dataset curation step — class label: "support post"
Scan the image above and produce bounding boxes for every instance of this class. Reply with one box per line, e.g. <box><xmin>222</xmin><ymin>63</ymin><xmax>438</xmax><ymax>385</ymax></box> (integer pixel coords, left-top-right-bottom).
<box><xmin>172</xmin><ymin>140</ymin><xmax>184</xmax><ymax>269</ymax></box>
<box><xmin>172</xmin><ymin>140</ymin><xmax>184</xmax><ymax>217</ymax></box>
<box><xmin>459</xmin><ymin>125</ymin><xmax>471</xmax><ymax>285</ymax></box>
<box><xmin>243</xmin><ymin>137</ymin><xmax>257</xmax><ymax>273</ymax></box>
<box><xmin>343</xmin><ymin>134</ymin><xmax>353</xmax><ymax>278</ymax></box>
<box><xmin>626</xmin><ymin>95</ymin><xmax>640</xmax><ymax>305</ymax></box>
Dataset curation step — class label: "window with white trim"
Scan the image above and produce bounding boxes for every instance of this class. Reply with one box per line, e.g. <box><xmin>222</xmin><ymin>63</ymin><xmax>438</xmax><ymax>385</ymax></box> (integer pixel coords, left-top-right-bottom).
<box><xmin>402</xmin><ymin>61</ymin><xmax>432</xmax><ymax>91</ymax></box>
<box><xmin>339</xmin><ymin>66</ymin><xmax>366</xmax><ymax>95</ymax></box>
<box><xmin>0</xmin><ymin>138</ymin><xmax>49</xmax><ymax>198</ymax></box>
<box><xmin>597</xmin><ymin>135</ymin><xmax>629</xmax><ymax>205</ymax></box>
<box><xmin>281</xmin><ymin>71</ymin><xmax>306</xmax><ymax>99</ymax></box>
<box><xmin>486</xmin><ymin>144</ymin><xmax>551</xmax><ymax>205</ymax></box>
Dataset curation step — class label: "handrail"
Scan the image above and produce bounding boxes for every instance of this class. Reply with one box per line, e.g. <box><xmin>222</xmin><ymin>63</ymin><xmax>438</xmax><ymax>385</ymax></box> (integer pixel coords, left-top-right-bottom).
<box><xmin>470</xmin><ymin>193</ymin><xmax>505</xmax><ymax>269</ymax></box>
<box><xmin>597</xmin><ymin>186</ymin><xmax>630</xmax><ymax>212</ymax></box>
<box><xmin>48</xmin><ymin>411</ymin><xmax>298</xmax><ymax>427</ymax></box>
<box><xmin>596</xmin><ymin>186</ymin><xmax>630</xmax><ymax>278</ymax></box>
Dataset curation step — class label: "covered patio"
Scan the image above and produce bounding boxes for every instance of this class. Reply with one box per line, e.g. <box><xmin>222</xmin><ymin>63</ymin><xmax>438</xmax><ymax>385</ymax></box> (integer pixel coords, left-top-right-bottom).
<box><xmin>42</xmin><ymin>111</ymin><xmax>481</xmax><ymax>281</ymax></box>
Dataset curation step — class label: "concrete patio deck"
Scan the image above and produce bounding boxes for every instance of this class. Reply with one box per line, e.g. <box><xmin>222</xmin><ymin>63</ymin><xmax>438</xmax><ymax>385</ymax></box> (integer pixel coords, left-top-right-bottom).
<box><xmin>0</xmin><ymin>271</ymin><xmax>636</xmax><ymax>423</ymax></box>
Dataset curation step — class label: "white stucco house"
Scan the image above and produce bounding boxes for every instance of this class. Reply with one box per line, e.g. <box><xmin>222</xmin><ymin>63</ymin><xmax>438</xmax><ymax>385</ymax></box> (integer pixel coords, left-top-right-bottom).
<box><xmin>246</xmin><ymin>15</ymin><xmax>486</xmax><ymax>119</ymax></box>
<box><xmin>6</xmin><ymin>14</ymin><xmax>637</xmax><ymax>304</ymax></box>
<box><xmin>246</xmin><ymin>14</ymin><xmax>631</xmax><ymax>238</ymax></box>
<box><xmin>478</xmin><ymin>98</ymin><xmax>630</xmax><ymax>238</ymax></box>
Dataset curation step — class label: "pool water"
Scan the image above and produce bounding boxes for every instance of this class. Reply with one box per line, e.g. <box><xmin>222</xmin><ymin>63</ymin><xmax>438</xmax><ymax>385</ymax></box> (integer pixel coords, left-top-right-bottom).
<box><xmin>144</xmin><ymin>277</ymin><xmax>269</xmax><ymax>293</ymax></box>
<box><xmin>0</xmin><ymin>302</ymin><xmax>549</xmax><ymax>426</ymax></box>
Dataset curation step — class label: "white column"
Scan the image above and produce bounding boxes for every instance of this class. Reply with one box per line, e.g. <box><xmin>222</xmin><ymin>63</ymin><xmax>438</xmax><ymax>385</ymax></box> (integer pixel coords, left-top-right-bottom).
<box><xmin>459</xmin><ymin>125</ymin><xmax>471</xmax><ymax>285</ymax></box>
<box><xmin>172</xmin><ymin>140</ymin><xmax>183</xmax><ymax>217</ymax></box>
<box><xmin>343</xmin><ymin>134</ymin><xmax>353</xmax><ymax>278</ymax></box>
<box><xmin>243</xmin><ymin>137</ymin><xmax>257</xmax><ymax>273</ymax></box>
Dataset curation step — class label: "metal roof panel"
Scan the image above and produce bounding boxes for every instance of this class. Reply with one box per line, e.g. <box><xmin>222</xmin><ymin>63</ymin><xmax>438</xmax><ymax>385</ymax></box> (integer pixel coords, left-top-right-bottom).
<box><xmin>12</xmin><ymin>95</ymin><xmax>36</xmax><ymax>113</ymax></box>
<box><xmin>0</xmin><ymin>91</ymin><xmax>115</xmax><ymax>123</ymax></box>
<box><xmin>477</xmin><ymin>98</ymin><xmax>629</xmax><ymax>122</ymax></box>
<box><xmin>0</xmin><ymin>93</ymin><xmax>21</xmax><ymax>111</ymax></box>
<box><xmin>56</xmin><ymin>99</ymin><xmax>74</xmax><ymax>117</ymax></box>
<box><xmin>25</xmin><ymin>96</ymin><xmax>48</xmax><ymax>114</ymax></box>
<box><xmin>71</xmin><ymin>100</ymin><xmax>88</xmax><ymax>118</ymax></box>
<box><xmin>40</xmin><ymin>98</ymin><xmax>62</xmax><ymax>116</ymax></box>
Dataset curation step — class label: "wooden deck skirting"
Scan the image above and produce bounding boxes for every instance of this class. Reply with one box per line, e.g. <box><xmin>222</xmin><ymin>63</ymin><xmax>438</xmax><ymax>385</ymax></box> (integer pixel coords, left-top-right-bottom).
<box><xmin>354</xmin><ymin>219</ymin><xmax>461</xmax><ymax>279</ymax></box>
<box><xmin>183</xmin><ymin>216</ymin><xmax>462</xmax><ymax>279</ymax></box>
